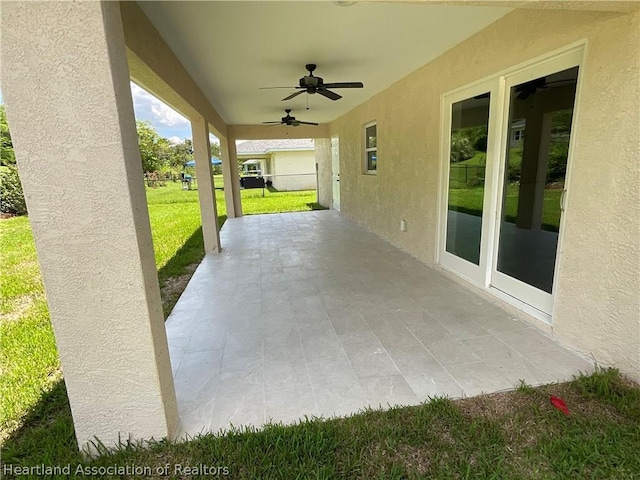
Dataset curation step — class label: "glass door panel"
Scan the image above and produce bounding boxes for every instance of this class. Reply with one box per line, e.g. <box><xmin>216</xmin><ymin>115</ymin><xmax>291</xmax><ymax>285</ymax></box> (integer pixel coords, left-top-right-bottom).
<box><xmin>445</xmin><ymin>94</ymin><xmax>491</xmax><ymax>265</ymax></box>
<box><xmin>495</xmin><ymin>66</ymin><xmax>578</xmax><ymax>296</ymax></box>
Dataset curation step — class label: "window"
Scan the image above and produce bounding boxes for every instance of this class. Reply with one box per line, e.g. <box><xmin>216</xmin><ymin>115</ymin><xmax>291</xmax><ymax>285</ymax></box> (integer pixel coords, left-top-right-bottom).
<box><xmin>242</xmin><ymin>159</ymin><xmax>262</xmax><ymax>176</ymax></box>
<box><xmin>513</xmin><ymin>129</ymin><xmax>524</xmax><ymax>142</ymax></box>
<box><xmin>364</xmin><ymin>122</ymin><xmax>377</xmax><ymax>174</ymax></box>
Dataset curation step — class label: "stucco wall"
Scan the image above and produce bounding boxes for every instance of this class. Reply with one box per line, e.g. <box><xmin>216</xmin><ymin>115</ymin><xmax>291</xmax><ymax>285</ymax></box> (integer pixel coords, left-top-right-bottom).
<box><xmin>330</xmin><ymin>9</ymin><xmax>640</xmax><ymax>381</ymax></box>
<box><xmin>1</xmin><ymin>1</ymin><xmax>178</xmax><ymax>448</ymax></box>
<box><xmin>315</xmin><ymin>138</ymin><xmax>332</xmax><ymax>208</ymax></box>
<box><xmin>271</xmin><ymin>150</ymin><xmax>317</xmax><ymax>191</ymax></box>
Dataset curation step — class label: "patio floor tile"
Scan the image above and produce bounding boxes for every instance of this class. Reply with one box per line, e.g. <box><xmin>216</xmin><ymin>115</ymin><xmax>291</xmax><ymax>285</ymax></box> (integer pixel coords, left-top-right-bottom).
<box><xmin>265</xmin><ymin>386</ymin><xmax>319</xmax><ymax>424</ymax></box>
<box><xmin>166</xmin><ymin>211</ymin><xmax>593</xmax><ymax>437</ymax></box>
<box><xmin>339</xmin><ymin>332</ymin><xmax>400</xmax><ymax>378</ymax></box>
<box><xmin>358</xmin><ymin>374</ymin><xmax>421</xmax><ymax>408</ymax></box>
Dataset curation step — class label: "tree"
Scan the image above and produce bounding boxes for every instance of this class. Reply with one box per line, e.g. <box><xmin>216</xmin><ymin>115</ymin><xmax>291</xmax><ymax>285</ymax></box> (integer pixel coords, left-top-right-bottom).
<box><xmin>136</xmin><ymin>120</ymin><xmax>171</xmax><ymax>173</ymax></box>
<box><xmin>166</xmin><ymin>140</ymin><xmax>221</xmax><ymax>173</ymax></box>
<box><xmin>169</xmin><ymin>139</ymin><xmax>193</xmax><ymax>171</ymax></box>
<box><xmin>547</xmin><ymin>109</ymin><xmax>574</xmax><ymax>184</ymax></box>
<box><xmin>210</xmin><ymin>141</ymin><xmax>221</xmax><ymax>159</ymax></box>
<box><xmin>1</xmin><ymin>105</ymin><xmax>16</xmax><ymax>166</ymax></box>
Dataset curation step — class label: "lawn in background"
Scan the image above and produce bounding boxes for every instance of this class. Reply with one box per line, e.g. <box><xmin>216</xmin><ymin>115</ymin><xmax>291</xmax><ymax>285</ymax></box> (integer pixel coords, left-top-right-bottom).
<box><xmin>0</xmin><ymin>180</ymin><xmax>324</xmax><ymax>445</ymax></box>
<box><xmin>448</xmin><ymin>185</ymin><xmax>562</xmax><ymax>232</ymax></box>
<box><xmin>447</xmin><ymin>147</ymin><xmax>562</xmax><ymax>232</ymax></box>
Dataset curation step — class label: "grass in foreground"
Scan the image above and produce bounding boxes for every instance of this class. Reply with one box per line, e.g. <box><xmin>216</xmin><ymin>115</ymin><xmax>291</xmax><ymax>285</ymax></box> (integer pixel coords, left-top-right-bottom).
<box><xmin>0</xmin><ymin>181</ymin><xmax>323</xmax><ymax>444</ymax></box>
<box><xmin>2</xmin><ymin>369</ymin><xmax>639</xmax><ymax>479</ymax></box>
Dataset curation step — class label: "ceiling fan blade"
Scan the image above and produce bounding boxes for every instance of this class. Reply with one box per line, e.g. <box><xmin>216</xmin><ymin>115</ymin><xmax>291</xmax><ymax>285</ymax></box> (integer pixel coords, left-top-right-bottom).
<box><xmin>262</xmin><ymin>121</ymin><xmax>282</xmax><ymax>124</ymax></box>
<box><xmin>282</xmin><ymin>90</ymin><xmax>305</xmax><ymax>101</ymax></box>
<box><xmin>317</xmin><ymin>89</ymin><xmax>342</xmax><ymax>101</ymax></box>
<box><xmin>259</xmin><ymin>86</ymin><xmax>297</xmax><ymax>89</ymax></box>
<box><xmin>297</xmin><ymin>121</ymin><xmax>319</xmax><ymax>126</ymax></box>
<box><xmin>322</xmin><ymin>82</ymin><xmax>364</xmax><ymax>89</ymax></box>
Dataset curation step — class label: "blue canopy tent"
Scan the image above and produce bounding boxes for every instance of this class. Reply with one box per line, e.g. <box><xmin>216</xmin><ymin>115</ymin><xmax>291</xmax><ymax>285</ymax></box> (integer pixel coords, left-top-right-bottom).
<box><xmin>184</xmin><ymin>157</ymin><xmax>222</xmax><ymax>167</ymax></box>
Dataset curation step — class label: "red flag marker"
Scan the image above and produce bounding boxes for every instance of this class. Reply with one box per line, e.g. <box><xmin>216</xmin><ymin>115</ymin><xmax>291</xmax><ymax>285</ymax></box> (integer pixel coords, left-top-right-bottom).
<box><xmin>550</xmin><ymin>395</ymin><xmax>570</xmax><ymax>416</ymax></box>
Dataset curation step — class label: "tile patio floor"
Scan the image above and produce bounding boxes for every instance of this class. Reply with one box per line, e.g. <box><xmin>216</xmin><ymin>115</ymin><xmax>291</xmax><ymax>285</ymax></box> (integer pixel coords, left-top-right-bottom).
<box><xmin>165</xmin><ymin>210</ymin><xmax>592</xmax><ymax>437</ymax></box>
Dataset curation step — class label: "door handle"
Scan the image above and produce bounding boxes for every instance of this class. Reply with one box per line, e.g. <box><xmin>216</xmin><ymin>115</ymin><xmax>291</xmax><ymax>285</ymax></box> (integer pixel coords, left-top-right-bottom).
<box><xmin>560</xmin><ymin>189</ymin><xmax>567</xmax><ymax>212</ymax></box>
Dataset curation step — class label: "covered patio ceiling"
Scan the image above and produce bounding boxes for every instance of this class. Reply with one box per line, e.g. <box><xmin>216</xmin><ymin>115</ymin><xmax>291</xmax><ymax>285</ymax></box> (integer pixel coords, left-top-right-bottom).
<box><xmin>137</xmin><ymin>1</ymin><xmax>512</xmax><ymax>125</ymax></box>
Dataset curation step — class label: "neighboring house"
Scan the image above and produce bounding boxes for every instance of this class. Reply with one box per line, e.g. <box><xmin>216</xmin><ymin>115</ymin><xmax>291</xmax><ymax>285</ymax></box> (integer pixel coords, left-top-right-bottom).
<box><xmin>236</xmin><ymin>139</ymin><xmax>316</xmax><ymax>191</ymax></box>
<box><xmin>510</xmin><ymin>119</ymin><xmax>526</xmax><ymax>147</ymax></box>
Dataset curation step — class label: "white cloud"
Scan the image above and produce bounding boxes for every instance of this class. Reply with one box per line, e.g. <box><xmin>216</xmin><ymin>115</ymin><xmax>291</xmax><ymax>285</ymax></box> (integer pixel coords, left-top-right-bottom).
<box><xmin>167</xmin><ymin>136</ymin><xmax>184</xmax><ymax>145</ymax></box>
<box><xmin>150</xmin><ymin>103</ymin><xmax>189</xmax><ymax>128</ymax></box>
<box><xmin>130</xmin><ymin>82</ymin><xmax>191</xmax><ymax>140</ymax></box>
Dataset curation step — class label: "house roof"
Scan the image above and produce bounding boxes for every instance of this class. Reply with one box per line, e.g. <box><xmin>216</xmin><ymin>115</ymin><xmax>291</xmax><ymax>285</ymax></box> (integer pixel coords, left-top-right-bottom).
<box><xmin>236</xmin><ymin>139</ymin><xmax>315</xmax><ymax>155</ymax></box>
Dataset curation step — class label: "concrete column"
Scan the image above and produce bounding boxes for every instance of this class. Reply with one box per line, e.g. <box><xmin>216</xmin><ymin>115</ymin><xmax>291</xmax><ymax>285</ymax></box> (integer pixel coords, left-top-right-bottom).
<box><xmin>219</xmin><ymin>137</ymin><xmax>243</xmax><ymax>218</ymax></box>
<box><xmin>516</xmin><ymin>108</ymin><xmax>553</xmax><ymax>230</ymax></box>
<box><xmin>315</xmin><ymin>138</ymin><xmax>333</xmax><ymax>209</ymax></box>
<box><xmin>1</xmin><ymin>1</ymin><xmax>177</xmax><ymax>449</ymax></box>
<box><xmin>191</xmin><ymin>116</ymin><xmax>221</xmax><ymax>253</ymax></box>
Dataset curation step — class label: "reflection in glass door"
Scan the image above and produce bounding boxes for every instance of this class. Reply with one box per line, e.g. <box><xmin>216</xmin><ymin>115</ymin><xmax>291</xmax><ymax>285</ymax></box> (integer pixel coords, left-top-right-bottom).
<box><xmin>494</xmin><ymin>66</ymin><xmax>579</xmax><ymax>304</ymax></box>
<box><xmin>445</xmin><ymin>94</ymin><xmax>491</xmax><ymax>265</ymax></box>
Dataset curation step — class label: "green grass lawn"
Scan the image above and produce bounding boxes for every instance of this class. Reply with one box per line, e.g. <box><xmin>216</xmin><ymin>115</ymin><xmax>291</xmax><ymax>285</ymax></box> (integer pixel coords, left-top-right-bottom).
<box><xmin>449</xmin><ymin>148</ymin><xmax>523</xmax><ymax>189</ymax></box>
<box><xmin>449</xmin><ymin>185</ymin><xmax>562</xmax><ymax>232</ymax></box>
<box><xmin>2</xmin><ymin>369</ymin><xmax>639</xmax><ymax>479</ymax></box>
<box><xmin>0</xmin><ymin>181</ymin><xmax>323</xmax><ymax>446</ymax></box>
<box><xmin>0</xmin><ymin>217</ymin><xmax>58</xmax><ymax>445</ymax></box>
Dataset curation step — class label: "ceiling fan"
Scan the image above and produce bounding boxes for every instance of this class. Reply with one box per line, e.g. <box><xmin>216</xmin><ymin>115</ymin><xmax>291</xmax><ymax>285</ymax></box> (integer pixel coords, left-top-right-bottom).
<box><xmin>515</xmin><ymin>77</ymin><xmax>577</xmax><ymax>100</ymax></box>
<box><xmin>261</xmin><ymin>64</ymin><xmax>364</xmax><ymax>101</ymax></box>
<box><xmin>262</xmin><ymin>109</ymin><xmax>318</xmax><ymax>127</ymax></box>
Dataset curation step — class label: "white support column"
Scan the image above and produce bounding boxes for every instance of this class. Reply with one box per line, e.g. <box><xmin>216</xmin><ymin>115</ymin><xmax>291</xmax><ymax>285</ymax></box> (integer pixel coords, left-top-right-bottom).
<box><xmin>191</xmin><ymin>116</ymin><xmax>221</xmax><ymax>253</ymax></box>
<box><xmin>219</xmin><ymin>137</ymin><xmax>243</xmax><ymax>218</ymax></box>
<box><xmin>1</xmin><ymin>1</ymin><xmax>178</xmax><ymax>449</ymax></box>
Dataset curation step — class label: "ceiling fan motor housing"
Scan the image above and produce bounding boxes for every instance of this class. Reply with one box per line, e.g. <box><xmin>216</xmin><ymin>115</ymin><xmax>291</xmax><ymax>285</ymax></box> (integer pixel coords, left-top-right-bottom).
<box><xmin>301</xmin><ymin>76</ymin><xmax>321</xmax><ymax>88</ymax></box>
<box><xmin>282</xmin><ymin>110</ymin><xmax>296</xmax><ymax>123</ymax></box>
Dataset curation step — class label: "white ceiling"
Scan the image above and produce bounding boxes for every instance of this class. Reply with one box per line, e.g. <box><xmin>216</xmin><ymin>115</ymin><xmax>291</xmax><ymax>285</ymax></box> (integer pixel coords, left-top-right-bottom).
<box><xmin>137</xmin><ymin>1</ymin><xmax>512</xmax><ymax>125</ymax></box>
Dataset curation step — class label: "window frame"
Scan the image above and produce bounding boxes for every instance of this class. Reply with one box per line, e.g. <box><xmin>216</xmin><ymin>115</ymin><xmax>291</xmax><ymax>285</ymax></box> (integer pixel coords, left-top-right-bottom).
<box><xmin>363</xmin><ymin>121</ymin><xmax>378</xmax><ymax>175</ymax></box>
<box><xmin>513</xmin><ymin>129</ymin><xmax>524</xmax><ymax>142</ymax></box>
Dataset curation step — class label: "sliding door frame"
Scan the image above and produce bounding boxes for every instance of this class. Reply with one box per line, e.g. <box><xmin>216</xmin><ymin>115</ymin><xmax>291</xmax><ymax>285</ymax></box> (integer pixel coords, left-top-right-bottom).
<box><xmin>437</xmin><ymin>78</ymin><xmax>503</xmax><ymax>287</ymax></box>
<box><xmin>437</xmin><ymin>41</ymin><xmax>587</xmax><ymax>324</ymax></box>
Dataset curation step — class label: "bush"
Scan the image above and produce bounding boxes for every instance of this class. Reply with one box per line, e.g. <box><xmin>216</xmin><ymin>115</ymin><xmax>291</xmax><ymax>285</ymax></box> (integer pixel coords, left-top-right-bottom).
<box><xmin>547</xmin><ymin>141</ymin><xmax>568</xmax><ymax>183</ymax></box>
<box><xmin>0</xmin><ymin>165</ymin><xmax>27</xmax><ymax>215</ymax></box>
<box><xmin>450</xmin><ymin>133</ymin><xmax>474</xmax><ymax>163</ymax></box>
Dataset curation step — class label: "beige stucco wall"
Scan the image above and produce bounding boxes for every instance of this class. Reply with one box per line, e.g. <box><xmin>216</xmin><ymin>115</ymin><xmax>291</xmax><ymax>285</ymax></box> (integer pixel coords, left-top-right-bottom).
<box><xmin>271</xmin><ymin>150</ymin><xmax>317</xmax><ymax>191</ymax></box>
<box><xmin>315</xmin><ymin>138</ymin><xmax>333</xmax><ymax>208</ymax></box>
<box><xmin>330</xmin><ymin>8</ymin><xmax>640</xmax><ymax>381</ymax></box>
<box><xmin>1</xmin><ymin>1</ymin><xmax>178</xmax><ymax>448</ymax></box>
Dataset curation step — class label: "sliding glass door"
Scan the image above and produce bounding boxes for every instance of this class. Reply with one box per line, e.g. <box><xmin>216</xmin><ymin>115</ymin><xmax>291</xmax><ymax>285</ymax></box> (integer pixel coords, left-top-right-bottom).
<box><xmin>439</xmin><ymin>47</ymin><xmax>583</xmax><ymax>320</ymax></box>
<box><xmin>491</xmin><ymin>63</ymin><xmax>580</xmax><ymax>314</ymax></box>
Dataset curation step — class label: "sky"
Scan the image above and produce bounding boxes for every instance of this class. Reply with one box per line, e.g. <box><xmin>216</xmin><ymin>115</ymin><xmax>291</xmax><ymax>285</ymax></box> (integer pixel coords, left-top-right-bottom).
<box><xmin>129</xmin><ymin>82</ymin><xmax>193</xmax><ymax>143</ymax></box>
<box><xmin>1</xmin><ymin>84</ymin><xmax>218</xmax><ymax>145</ymax></box>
